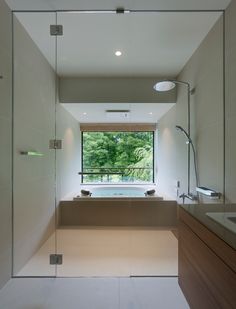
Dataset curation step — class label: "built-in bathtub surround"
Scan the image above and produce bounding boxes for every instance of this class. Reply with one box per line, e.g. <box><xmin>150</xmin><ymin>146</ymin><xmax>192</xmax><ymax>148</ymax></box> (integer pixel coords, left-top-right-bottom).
<box><xmin>59</xmin><ymin>199</ymin><xmax>177</xmax><ymax>227</ymax></box>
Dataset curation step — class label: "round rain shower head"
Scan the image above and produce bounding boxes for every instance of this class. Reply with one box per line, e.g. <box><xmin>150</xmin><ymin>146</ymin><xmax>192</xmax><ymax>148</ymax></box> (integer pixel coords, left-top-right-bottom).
<box><xmin>153</xmin><ymin>80</ymin><xmax>176</xmax><ymax>92</ymax></box>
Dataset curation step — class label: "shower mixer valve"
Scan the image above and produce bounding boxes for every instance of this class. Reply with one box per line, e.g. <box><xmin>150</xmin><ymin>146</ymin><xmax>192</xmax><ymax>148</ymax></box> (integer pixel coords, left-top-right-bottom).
<box><xmin>179</xmin><ymin>192</ymin><xmax>198</xmax><ymax>204</ymax></box>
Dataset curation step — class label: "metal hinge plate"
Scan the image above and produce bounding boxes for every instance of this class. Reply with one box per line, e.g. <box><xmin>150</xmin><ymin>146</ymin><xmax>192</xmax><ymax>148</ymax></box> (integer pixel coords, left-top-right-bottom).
<box><xmin>50</xmin><ymin>25</ymin><xmax>63</xmax><ymax>36</ymax></box>
<box><xmin>49</xmin><ymin>139</ymin><xmax>62</xmax><ymax>149</ymax></box>
<box><xmin>50</xmin><ymin>254</ymin><xmax>63</xmax><ymax>265</ymax></box>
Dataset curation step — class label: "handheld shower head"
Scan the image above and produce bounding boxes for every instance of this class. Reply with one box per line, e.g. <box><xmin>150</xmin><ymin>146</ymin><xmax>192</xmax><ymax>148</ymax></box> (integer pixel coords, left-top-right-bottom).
<box><xmin>175</xmin><ymin>125</ymin><xmax>199</xmax><ymax>188</ymax></box>
<box><xmin>175</xmin><ymin>125</ymin><xmax>192</xmax><ymax>144</ymax></box>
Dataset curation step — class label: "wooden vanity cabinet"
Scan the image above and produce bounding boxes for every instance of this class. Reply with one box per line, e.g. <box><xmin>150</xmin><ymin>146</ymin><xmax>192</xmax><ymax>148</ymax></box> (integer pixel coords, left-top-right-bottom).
<box><xmin>178</xmin><ymin>207</ymin><xmax>236</xmax><ymax>309</ymax></box>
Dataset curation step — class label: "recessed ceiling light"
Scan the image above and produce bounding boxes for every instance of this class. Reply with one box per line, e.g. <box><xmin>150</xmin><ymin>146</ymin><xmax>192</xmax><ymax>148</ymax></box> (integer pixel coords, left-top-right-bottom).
<box><xmin>149</xmin><ymin>112</ymin><xmax>153</xmax><ymax>115</ymax></box>
<box><xmin>115</xmin><ymin>50</ymin><xmax>122</xmax><ymax>57</ymax></box>
<box><xmin>83</xmin><ymin>112</ymin><xmax>87</xmax><ymax>115</ymax></box>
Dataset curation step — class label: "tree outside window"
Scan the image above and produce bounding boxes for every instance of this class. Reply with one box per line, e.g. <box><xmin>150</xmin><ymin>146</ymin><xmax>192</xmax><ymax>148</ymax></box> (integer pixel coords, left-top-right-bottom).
<box><xmin>82</xmin><ymin>131</ymin><xmax>154</xmax><ymax>183</ymax></box>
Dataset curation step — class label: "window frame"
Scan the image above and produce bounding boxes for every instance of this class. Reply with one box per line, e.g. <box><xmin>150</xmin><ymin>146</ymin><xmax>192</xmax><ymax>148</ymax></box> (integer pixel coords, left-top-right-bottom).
<box><xmin>81</xmin><ymin>130</ymin><xmax>155</xmax><ymax>184</ymax></box>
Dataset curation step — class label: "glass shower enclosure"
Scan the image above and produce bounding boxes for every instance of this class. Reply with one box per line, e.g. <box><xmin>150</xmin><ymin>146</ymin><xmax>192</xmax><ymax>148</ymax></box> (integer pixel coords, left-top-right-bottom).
<box><xmin>12</xmin><ymin>9</ymin><xmax>225</xmax><ymax>278</ymax></box>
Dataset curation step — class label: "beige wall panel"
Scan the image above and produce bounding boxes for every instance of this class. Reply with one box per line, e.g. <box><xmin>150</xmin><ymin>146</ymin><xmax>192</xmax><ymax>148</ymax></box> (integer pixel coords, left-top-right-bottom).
<box><xmin>0</xmin><ymin>0</ymin><xmax>12</xmax><ymax>289</ymax></box>
<box><xmin>13</xmin><ymin>16</ymin><xmax>56</xmax><ymax>274</ymax></box>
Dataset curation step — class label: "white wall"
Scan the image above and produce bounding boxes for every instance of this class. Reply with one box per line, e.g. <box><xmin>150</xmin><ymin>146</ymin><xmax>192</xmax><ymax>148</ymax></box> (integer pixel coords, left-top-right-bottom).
<box><xmin>13</xmin><ymin>16</ymin><xmax>56</xmax><ymax>274</ymax></box>
<box><xmin>59</xmin><ymin>77</ymin><xmax>176</xmax><ymax>103</ymax></box>
<box><xmin>0</xmin><ymin>0</ymin><xmax>12</xmax><ymax>289</ymax></box>
<box><xmin>158</xmin><ymin>2</ymin><xmax>236</xmax><ymax>204</ymax></box>
<box><xmin>157</xmin><ymin>106</ymin><xmax>177</xmax><ymax>199</ymax></box>
<box><xmin>56</xmin><ymin>104</ymin><xmax>81</xmax><ymax>201</ymax></box>
<box><xmin>179</xmin><ymin>16</ymin><xmax>224</xmax><ymax>203</ymax></box>
<box><xmin>158</xmin><ymin>16</ymin><xmax>224</xmax><ymax>203</ymax></box>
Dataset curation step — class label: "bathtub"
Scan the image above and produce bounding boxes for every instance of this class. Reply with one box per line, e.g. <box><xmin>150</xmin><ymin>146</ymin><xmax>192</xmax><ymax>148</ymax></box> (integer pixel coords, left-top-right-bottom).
<box><xmin>77</xmin><ymin>185</ymin><xmax>158</xmax><ymax>199</ymax></box>
<box><xmin>80</xmin><ymin>185</ymin><xmax>155</xmax><ymax>198</ymax></box>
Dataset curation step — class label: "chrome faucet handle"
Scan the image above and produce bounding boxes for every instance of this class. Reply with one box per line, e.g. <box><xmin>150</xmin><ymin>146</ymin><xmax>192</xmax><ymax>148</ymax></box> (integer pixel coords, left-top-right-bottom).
<box><xmin>179</xmin><ymin>193</ymin><xmax>186</xmax><ymax>204</ymax></box>
<box><xmin>179</xmin><ymin>192</ymin><xmax>198</xmax><ymax>204</ymax></box>
<box><xmin>187</xmin><ymin>193</ymin><xmax>198</xmax><ymax>201</ymax></box>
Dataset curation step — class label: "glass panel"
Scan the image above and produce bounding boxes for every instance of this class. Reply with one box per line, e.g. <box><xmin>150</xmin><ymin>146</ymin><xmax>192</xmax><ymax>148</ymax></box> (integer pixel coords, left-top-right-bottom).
<box><xmin>55</xmin><ymin>11</ymin><xmax>224</xmax><ymax>277</ymax></box>
<box><xmin>55</xmin><ymin>12</ymin><xmax>81</xmax><ymax>278</ymax></box>
<box><xmin>13</xmin><ymin>12</ymin><xmax>57</xmax><ymax>276</ymax></box>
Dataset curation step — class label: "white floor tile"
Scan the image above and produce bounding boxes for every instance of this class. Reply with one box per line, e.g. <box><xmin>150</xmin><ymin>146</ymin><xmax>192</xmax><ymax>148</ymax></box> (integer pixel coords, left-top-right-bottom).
<box><xmin>0</xmin><ymin>278</ymin><xmax>189</xmax><ymax>309</ymax></box>
<box><xmin>17</xmin><ymin>228</ymin><xmax>178</xmax><ymax>277</ymax></box>
<box><xmin>46</xmin><ymin>278</ymin><xmax>119</xmax><ymax>309</ymax></box>
<box><xmin>125</xmin><ymin>278</ymin><xmax>190</xmax><ymax>309</ymax></box>
<box><xmin>0</xmin><ymin>278</ymin><xmax>55</xmax><ymax>309</ymax></box>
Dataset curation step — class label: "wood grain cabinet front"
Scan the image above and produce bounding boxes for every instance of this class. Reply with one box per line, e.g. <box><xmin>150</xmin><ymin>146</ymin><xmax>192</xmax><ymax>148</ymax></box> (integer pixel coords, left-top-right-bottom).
<box><xmin>178</xmin><ymin>207</ymin><xmax>236</xmax><ymax>309</ymax></box>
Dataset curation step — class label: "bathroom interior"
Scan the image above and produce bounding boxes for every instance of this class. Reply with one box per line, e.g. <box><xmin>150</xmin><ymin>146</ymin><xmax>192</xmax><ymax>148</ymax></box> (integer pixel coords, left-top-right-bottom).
<box><xmin>1</xmin><ymin>0</ymin><xmax>236</xmax><ymax>307</ymax></box>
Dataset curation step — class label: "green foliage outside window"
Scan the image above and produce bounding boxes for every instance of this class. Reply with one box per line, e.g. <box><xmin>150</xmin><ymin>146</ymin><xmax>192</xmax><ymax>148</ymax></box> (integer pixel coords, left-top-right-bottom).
<box><xmin>82</xmin><ymin>131</ymin><xmax>154</xmax><ymax>183</ymax></box>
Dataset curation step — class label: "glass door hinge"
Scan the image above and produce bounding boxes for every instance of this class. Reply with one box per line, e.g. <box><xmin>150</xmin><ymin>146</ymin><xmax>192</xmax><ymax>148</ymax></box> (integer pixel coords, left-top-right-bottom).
<box><xmin>49</xmin><ymin>139</ymin><xmax>62</xmax><ymax>149</ymax></box>
<box><xmin>50</xmin><ymin>25</ymin><xmax>63</xmax><ymax>36</ymax></box>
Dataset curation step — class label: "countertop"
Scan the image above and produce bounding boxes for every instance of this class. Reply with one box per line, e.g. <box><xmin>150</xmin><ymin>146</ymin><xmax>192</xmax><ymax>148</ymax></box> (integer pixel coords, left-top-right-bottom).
<box><xmin>179</xmin><ymin>203</ymin><xmax>236</xmax><ymax>250</ymax></box>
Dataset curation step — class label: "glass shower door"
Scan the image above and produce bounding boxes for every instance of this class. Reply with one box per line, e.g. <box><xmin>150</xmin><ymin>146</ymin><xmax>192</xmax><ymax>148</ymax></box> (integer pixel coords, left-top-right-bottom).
<box><xmin>55</xmin><ymin>11</ymin><xmax>82</xmax><ymax>277</ymax></box>
<box><xmin>13</xmin><ymin>12</ymin><xmax>57</xmax><ymax>276</ymax></box>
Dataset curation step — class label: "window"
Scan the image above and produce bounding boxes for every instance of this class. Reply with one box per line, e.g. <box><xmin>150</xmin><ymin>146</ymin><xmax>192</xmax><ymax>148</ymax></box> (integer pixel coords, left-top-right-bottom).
<box><xmin>81</xmin><ymin>131</ymin><xmax>154</xmax><ymax>183</ymax></box>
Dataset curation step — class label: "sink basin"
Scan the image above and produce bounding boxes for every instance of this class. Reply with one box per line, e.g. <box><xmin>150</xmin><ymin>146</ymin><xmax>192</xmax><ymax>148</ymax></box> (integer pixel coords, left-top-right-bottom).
<box><xmin>228</xmin><ymin>216</ymin><xmax>236</xmax><ymax>224</ymax></box>
<box><xmin>206</xmin><ymin>212</ymin><xmax>236</xmax><ymax>234</ymax></box>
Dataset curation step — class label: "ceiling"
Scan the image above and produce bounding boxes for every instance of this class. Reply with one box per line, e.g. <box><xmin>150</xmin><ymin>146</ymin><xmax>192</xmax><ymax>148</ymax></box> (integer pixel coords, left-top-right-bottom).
<box><xmin>11</xmin><ymin>0</ymin><xmax>228</xmax><ymax>123</ymax></box>
<box><xmin>62</xmin><ymin>103</ymin><xmax>175</xmax><ymax>123</ymax></box>
<box><xmin>15</xmin><ymin>11</ymin><xmax>222</xmax><ymax>77</ymax></box>
<box><xmin>5</xmin><ymin>0</ymin><xmax>231</xmax><ymax>11</ymax></box>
